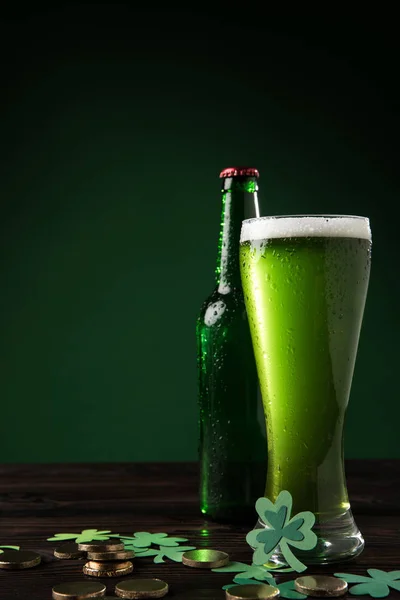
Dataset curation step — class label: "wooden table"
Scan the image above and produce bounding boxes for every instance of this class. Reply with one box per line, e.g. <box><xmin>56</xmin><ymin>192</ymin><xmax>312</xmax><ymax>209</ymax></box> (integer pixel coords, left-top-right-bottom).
<box><xmin>0</xmin><ymin>461</ymin><xmax>399</xmax><ymax>599</ymax></box>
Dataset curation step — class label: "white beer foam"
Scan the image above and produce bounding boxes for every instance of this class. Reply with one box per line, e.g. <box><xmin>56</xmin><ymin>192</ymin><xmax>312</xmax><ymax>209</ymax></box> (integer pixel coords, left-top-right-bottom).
<box><xmin>240</xmin><ymin>216</ymin><xmax>371</xmax><ymax>242</ymax></box>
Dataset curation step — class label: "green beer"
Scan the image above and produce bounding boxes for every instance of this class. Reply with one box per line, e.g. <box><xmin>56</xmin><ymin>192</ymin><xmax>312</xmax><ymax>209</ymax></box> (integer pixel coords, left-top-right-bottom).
<box><xmin>240</xmin><ymin>215</ymin><xmax>371</xmax><ymax>563</ymax></box>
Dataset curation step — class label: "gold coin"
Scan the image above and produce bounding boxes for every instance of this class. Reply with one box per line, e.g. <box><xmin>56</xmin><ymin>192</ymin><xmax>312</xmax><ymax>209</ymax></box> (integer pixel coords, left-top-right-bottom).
<box><xmin>115</xmin><ymin>578</ymin><xmax>169</xmax><ymax>599</ymax></box>
<box><xmin>83</xmin><ymin>559</ymin><xmax>133</xmax><ymax>577</ymax></box>
<box><xmin>0</xmin><ymin>550</ymin><xmax>41</xmax><ymax>570</ymax></box>
<box><xmin>226</xmin><ymin>584</ymin><xmax>280</xmax><ymax>599</ymax></box>
<box><xmin>54</xmin><ymin>543</ymin><xmax>86</xmax><ymax>559</ymax></box>
<box><xmin>52</xmin><ymin>581</ymin><xmax>106</xmax><ymax>599</ymax></box>
<box><xmin>182</xmin><ymin>548</ymin><xmax>229</xmax><ymax>569</ymax></box>
<box><xmin>87</xmin><ymin>549</ymin><xmax>135</xmax><ymax>561</ymax></box>
<box><xmin>78</xmin><ymin>540</ymin><xmax>125</xmax><ymax>552</ymax></box>
<box><xmin>295</xmin><ymin>576</ymin><xmax>348</xmax><ymax>597</ymax></box>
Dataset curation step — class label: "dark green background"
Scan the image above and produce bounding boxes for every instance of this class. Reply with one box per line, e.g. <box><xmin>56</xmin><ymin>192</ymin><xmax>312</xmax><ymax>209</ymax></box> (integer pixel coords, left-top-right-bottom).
<box><xmin>1</xmin><ymin>7</ymin><xmax>399</xmax><ymax>461</ymax></box>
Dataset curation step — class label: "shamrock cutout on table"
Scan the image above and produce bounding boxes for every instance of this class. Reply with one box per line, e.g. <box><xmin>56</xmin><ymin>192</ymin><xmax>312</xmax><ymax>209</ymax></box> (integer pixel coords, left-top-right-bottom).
<box><xmin>222</xmin><ymin>577</ymin><xmax>306</xmax><ymax>599</ymax></box>
<box><xmin>222</xmin><ymin>577</ymin><xmax>274</xmax><ymax>590</ymax></box>
<box><xmin>213</xmin><ymin>561</ymin><xmax>275</xmax><ymax>582</ymax></box>
<box><xmin>0</xmin><ymin>546</ymin><xmax>20</xmax><ymax>553</ymax></box>
<box><xmin>121</xmin><ymin>532</ymin><xmax>188</xmax><ymax>548</ymax></box>
<box><xmin>246</xmin><ymin>490</ymin><xmax>317</xmax><ymax>573</ymax></box>
<box><xmin>335</xmin><ymin>569</ymin><xmax>400</xmax><ymax>598</ymax></box>
<box><xmin>137</xmin><ymin>544</ymin><xmax>196</xmax><ymax>563</ymax></box>
<box><xmin>47</xmin><ymin>529</ymin><xmax>116</xmax><ymax>543</ymax></box>
<box><xmin>116</xmin><ymin>537</ymin><xmax>151</xmax><ymax>553</ymax></box>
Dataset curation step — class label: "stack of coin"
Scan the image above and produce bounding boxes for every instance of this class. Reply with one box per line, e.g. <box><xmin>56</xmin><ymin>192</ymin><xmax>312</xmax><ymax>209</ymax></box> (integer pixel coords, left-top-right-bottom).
<box><xmin>81</xmin><ymin>541</ymin><xmax>135</xmax><ymax>578</ymax></box>
<box><xmin>54</xmin><ymin>543</ymin><xmax>86</xmax><ymax>560</ymax></box>
<box><xmin>0</xmin><ymin>550</ymin><xmax>41</xmax><ymax>570</ymax></box>
<box><xmin>182</xmin><ymin>549</ymin><xmax>229</xmax><ymax>569</ymax></box>
<box><xmin>52</xmin><ymin>581</ymin><xmax>106</xmax><ymax>599</ymax></box>
<box><xmin>225</xmin><ymin>583</ymin><xmax>280</xmax><ymax>600</ymax></box>
<box><xmin>115</xmin><ymin>578</ymin><xmax>169</xmax><ymax>598</ymax></box>
<box><xmin>78</xmin><ymin>540</ymin><xmax>127</xmax><ymax>553</ymax></box>
<box><xmin>294</xmin><ymin>575</ymin><xmax>348</xmax><ymax>597</ymax></box>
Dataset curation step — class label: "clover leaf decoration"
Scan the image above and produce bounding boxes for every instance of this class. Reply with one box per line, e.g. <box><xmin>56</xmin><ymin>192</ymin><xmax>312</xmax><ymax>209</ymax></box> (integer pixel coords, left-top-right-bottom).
<box><xmin>121</xmin><ymin>532</ymin><xmax>188</xmax><ymax>548</ymax></box>
<box><xmin>137</xmin><ymin>544</ymin><xmax>196</xmax><ymax>563</ymax></box>
<box><xmin>213</xmin><ymin>561</ymin><xmax>275</xmax><ymax>582</ymax></box>
<box><xmin>0</xmin><ymin>546</ymin><xmax>20</xmax><ymax>553</ymax></box>
<box><xmin>115</xmin><ymin>536</ymin><xmax>150</xmax><ymax>553</ymax></box>
<box><xmin>47</xmin><ymin>529</ymin><xmax>115</xmax><ymax>543</ymax></box>
<box><xmin>335</xmin><ymin>570</ymin><xmax>400</xmax><ymax>597</ymax></box>
<box><xmin>246</xmin><ymin>490</ymin><xmax>317</xmax><ymax>573</ymax></box>
<box><xmin>222</xmin><ymin>577</ymin><xmax>275</xmax><ymax>590</ymax></box>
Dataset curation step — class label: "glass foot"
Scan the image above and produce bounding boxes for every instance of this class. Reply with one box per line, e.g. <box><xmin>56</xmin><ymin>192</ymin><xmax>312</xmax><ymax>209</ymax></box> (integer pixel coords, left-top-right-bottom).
<box><xmin>256</xmin><ymin>508</ymin><xmax>364</xmax><ymax>566</ymax></box>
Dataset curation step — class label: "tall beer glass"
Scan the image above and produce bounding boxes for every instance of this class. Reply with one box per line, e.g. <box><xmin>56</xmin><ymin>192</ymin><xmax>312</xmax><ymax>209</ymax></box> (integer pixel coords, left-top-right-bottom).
<box><xmin>240</xmin><ymin>215</ymin><xmax>371</xmax><ymax>564</ymax></box>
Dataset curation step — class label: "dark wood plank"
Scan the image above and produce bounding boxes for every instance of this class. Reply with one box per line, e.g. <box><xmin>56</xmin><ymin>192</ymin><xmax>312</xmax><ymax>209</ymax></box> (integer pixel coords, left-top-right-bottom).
<box><xmin>0</xmin><ymin>461</ymin><xmax>399</xmax><ymax>599</ymax></box>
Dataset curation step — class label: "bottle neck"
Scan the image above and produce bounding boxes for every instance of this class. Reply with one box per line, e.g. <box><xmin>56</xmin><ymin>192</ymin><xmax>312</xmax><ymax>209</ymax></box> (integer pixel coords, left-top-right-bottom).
<box><xmin>215</xmin><ymin>177</ymin><xmax>260</xmax><ymax>293</ymax></box>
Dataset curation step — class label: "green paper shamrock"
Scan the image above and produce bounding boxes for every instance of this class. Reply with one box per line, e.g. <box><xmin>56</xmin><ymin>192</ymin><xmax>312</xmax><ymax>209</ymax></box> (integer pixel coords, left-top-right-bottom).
<box><xmin>47</xmin><ymin>529</ymin><xmax>115</xmax><ymax>543</ymax></box>
<box><xmin>335</xmin><ymin>570</ymin><xmax>400</xmax><ymax>598</ymax></box>
<box><xmin>122</xmin><ymin>532</ymin><xmax>188</xmax><ymax>548</ymax></box>
<box><xmin>137</xmin><ymin>544</ymin><xmax>196</xmax><ymax>563</ymax></box>
<box><xmin>116</xmin><ymin>537</ymin><xmax>150</xmax><ymax>553</ymax></box>
<box><xmin>213</xmin><ymin>561</ymin><xmax>275</xmax><ymax>582</ymax></box>
<box><xmin>0</xmin><ymin>546</ymin><xmax>20</xmax><ymax>553</ymax></box>
<box><xmin>246</xmin><ymin>490</ymin><xmax>317</xmax><ymax>573</ymax></box>
<box><xmin>223</xmin><ymin>577</ymin><xmax>270</xmax><ymax>590</ymax></box>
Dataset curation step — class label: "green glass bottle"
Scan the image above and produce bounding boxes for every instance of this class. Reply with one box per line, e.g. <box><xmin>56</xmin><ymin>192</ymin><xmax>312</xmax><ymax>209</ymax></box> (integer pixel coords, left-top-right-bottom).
<box><xmin>197</xmin><ymin>167</ymin><xmax>267</xmax><ymax>521</ymax></box>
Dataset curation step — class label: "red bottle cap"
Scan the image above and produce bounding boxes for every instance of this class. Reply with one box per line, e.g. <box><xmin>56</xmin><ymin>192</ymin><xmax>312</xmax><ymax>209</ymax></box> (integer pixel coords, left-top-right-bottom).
<box><xmin>219</xmin><ymin>167</ymin><xmax>259</xmax><ymax>178</ymax></box>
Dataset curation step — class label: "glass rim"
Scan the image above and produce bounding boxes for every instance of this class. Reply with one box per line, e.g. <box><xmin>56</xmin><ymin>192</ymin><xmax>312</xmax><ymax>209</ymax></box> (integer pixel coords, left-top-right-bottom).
<box><xmin>242</xmin><ymin>214</ymin><xmax>369</xmax><ymax>223</ymax></box>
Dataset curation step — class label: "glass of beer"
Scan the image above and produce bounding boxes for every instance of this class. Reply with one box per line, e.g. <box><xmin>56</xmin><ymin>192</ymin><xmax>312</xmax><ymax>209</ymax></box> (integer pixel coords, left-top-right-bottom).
<box><xmin>240</xmin><ymin>215</ymin><xmax>371</xmax><ymax>564</ymax></box>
